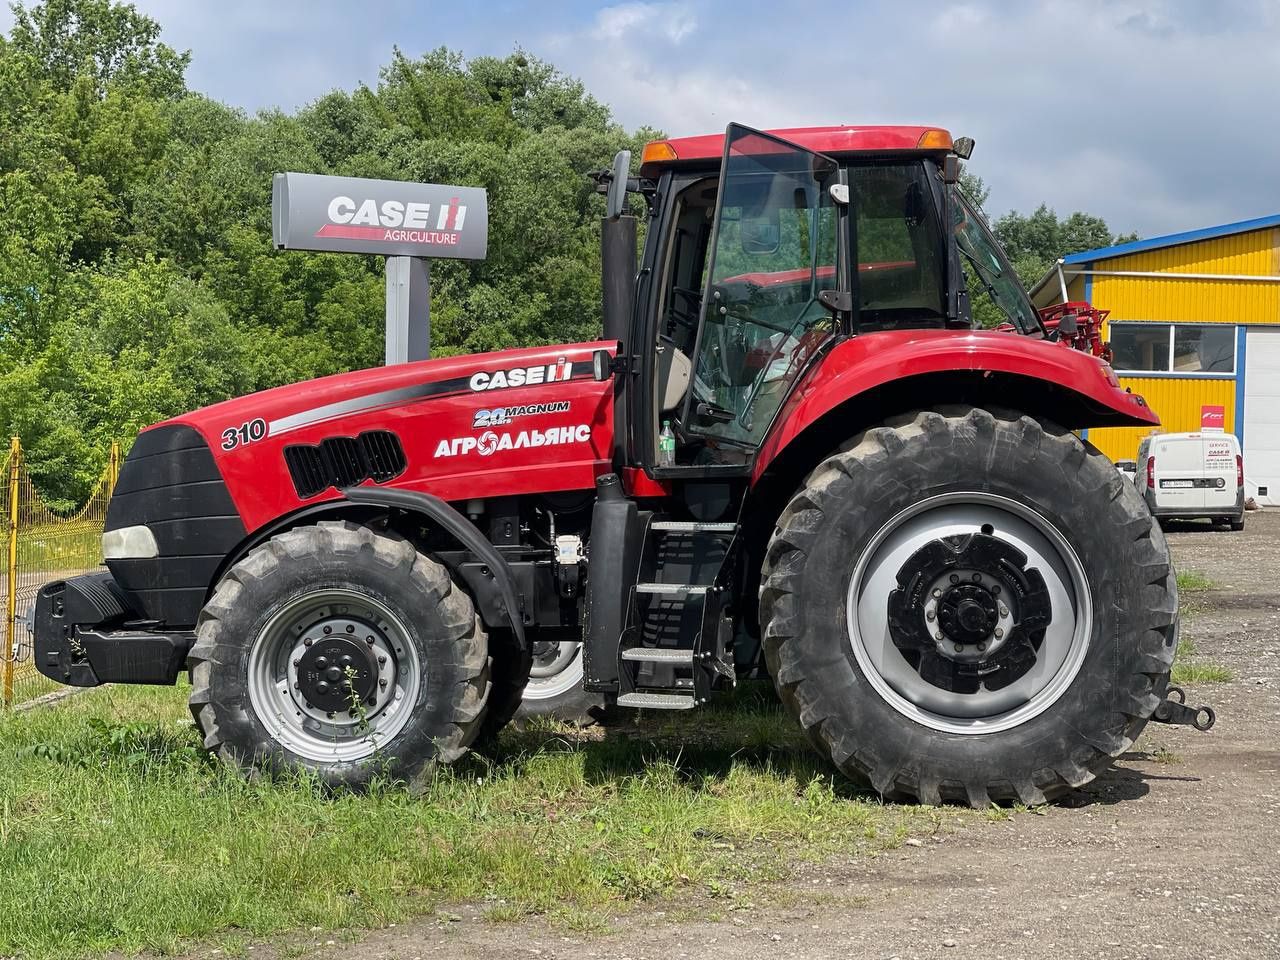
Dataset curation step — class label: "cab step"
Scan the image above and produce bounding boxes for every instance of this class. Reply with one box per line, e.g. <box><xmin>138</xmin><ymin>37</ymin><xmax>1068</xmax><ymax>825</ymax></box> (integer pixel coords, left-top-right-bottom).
<box><xmin>635</xmin><ymin>583</ymin><xmax>709</xmax><ymax>596</ymax></box>
<box><xmin>616</xmin><ymin>691</ymin><xmax>698</xmax><ymax>710</ymax></box>
<box><xmin>621</xmin><ymin>647</ymin><xmax>696</xmax><ymax>664</ymax></box>
<box><xmin>650</xmin><ymin>521</ymin><xmax>738</xmax><ymax>533</ymax></box>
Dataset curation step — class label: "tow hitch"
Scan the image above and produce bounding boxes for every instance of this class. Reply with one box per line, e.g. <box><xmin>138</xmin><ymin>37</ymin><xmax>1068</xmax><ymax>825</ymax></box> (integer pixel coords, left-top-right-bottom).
<box><xmin>1151</xmin><ymin>685</ymin><xmax>1216</xmax><ymax>731</ymax></box>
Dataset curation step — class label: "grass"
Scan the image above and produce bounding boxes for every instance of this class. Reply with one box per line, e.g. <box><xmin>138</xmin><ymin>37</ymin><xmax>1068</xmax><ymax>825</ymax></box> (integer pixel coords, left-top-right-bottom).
<box><xmin>1176</xmin><ymin>569</ymin><xmax>1217</xmax><ymax>593</ymax></box>
<box><xmin>1171</xmin><ymin>637</ymin><xmax>1234</xmax><ymax>685</ymax></box>
<box><xmin>0</xmin><ymin>682</ymin><xmax>936</xmax><ymax>960</ymax></box>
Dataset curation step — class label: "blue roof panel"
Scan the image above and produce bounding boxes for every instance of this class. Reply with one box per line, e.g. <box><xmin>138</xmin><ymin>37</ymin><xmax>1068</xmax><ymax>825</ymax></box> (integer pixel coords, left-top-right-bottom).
<box><xmin>1061</xmin><ymin>213</ymin><xmax>1280</xmax><ymax>265</ymax></box>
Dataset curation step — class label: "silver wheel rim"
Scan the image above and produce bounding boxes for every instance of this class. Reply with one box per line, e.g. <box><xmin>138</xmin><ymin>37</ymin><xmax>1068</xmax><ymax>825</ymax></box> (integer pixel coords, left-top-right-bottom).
<box><xmin>522</xmin><ymin>641</ymin><xmax>584</xmax><ymax>701</ymax></box>
<box><xmin>246</xmin><ymin>588</ymin><xmax>422</xmax><ymax>763</ymax></box>
<box><xmin>845</xmin><ymin>492</ymin><xmax>1092</xmax><ymax>735</ymax></box>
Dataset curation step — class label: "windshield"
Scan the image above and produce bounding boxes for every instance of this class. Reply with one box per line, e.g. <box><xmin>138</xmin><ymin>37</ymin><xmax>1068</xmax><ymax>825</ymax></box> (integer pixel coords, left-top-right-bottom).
<box><xmin>952</xmin><ymin>193</ymin><xmax>1041</xmax><ymax>333</ymax></box>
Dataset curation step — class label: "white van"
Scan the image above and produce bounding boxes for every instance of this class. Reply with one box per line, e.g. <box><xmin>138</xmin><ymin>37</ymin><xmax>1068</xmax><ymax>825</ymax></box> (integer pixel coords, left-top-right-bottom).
<box><xmin>1136</xmin><ymin>432</ymin><xmax>1245</xmax><ymax>530</ymax></box>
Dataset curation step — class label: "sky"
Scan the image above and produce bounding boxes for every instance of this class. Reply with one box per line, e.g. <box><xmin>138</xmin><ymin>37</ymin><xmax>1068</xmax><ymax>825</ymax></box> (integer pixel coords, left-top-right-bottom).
<box><xmin>4</xmin><ymin>0</ymin><xmax>1279</xmax><ymax>240</ymax></box>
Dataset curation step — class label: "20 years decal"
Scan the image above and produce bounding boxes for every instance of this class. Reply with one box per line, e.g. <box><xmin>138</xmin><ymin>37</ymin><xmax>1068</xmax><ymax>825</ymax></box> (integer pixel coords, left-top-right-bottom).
<box><xmin>220</xmin><ymin>417</ymin><xmax>267</xmax><ymax>451</ymax></box>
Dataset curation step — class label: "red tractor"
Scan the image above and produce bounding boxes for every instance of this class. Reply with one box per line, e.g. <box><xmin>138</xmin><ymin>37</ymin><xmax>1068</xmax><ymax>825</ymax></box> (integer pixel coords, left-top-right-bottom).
<box><xmin>33</xmin><ymin>124</ymin><xmax>1201</xmax><ymax>806</ymax></box>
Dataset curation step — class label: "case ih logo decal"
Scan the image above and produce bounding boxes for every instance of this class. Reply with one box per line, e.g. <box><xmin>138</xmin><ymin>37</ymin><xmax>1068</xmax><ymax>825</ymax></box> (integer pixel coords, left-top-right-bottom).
<box><xmin>473</xmin><ymin>401</ymin><xmax>571</xmax><ymax>429</ymax></box>
<box><xmin>470</xmin><ymin>358</ymin><xmax>571</xmax><ymax>392</ymax></box>
<box><xmin>317</xmin><ymin>196</ymin><xmax>468</xmax><ymax>247</ymax></box>
<box><xmin>434</xmin><ymin>424</ymin><xmax>591</xmax><ymax>458</ymax></box>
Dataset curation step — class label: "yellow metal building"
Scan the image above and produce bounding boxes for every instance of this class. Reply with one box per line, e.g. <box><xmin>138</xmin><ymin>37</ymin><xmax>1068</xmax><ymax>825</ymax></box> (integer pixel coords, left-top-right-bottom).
<box><xmin>1031</xmin><ymin>214</ymin><xmax>1280</xmax><ymax>507</ymax></box>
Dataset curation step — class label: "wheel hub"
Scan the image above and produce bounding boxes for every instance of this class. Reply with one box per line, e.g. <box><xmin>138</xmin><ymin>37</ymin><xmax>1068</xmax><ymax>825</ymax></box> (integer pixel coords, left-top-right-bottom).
<box><xmin>295</xmin><ymin>632</ymin><xmax>380</xmax><ymax>712</ymax></box>
<box><xmin>939</xmin><ymin>584</ymin><xmax>998</xmax><ymax>643</ymax></box>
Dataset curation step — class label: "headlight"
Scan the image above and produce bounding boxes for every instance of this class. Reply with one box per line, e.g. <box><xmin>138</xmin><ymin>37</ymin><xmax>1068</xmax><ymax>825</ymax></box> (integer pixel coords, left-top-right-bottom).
<box><xmin>102</xmin><ymin>525</ymin><xmax>159</xmax><ymax>560</ymax></box>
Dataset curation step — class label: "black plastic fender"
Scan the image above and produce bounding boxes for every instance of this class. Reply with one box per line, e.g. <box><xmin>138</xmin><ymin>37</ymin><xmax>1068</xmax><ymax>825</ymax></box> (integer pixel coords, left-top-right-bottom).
<box><xmin>340</xmin><ymin>486</ymin><xmax>526</xmax><ymax>649</ymax></box>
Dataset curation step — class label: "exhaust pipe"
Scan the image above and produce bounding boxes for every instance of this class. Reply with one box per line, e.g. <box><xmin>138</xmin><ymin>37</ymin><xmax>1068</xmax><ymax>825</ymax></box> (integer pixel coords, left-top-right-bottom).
<box><xmin>600</xmin><ymin>150</ymin><xmax>636</xmax><ymax>467</ymax></box>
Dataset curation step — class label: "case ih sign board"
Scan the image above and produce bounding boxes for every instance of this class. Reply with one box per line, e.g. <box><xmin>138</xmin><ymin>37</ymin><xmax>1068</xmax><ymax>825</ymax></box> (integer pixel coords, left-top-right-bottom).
<box><xmin>271</xmin><ymin>172</ymin><xmax>488</xmax><ymax>259</ymax></box>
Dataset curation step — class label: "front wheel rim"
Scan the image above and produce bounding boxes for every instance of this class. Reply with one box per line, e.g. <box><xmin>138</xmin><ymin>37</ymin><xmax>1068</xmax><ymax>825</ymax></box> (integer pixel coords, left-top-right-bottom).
<box><xmin>246</xmin><ymin>588</ymin><xmax>423</xmax><ymax>763</ymax></box>
<box><xmin>845</xmin><ymin>492</ymin><xmax>1093</xmax><ymax>735</ymax></box>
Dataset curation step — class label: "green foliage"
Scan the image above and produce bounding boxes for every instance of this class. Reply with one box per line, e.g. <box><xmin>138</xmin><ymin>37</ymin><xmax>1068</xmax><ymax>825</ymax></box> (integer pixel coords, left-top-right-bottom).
<box><xmin>1</xmin><ymin>2</ymin><xmax>647</xmax><ymax>503</ymax></box>
<box><xmin>2</xmin><ymin>0</ymin><xmax>1133</xmax><ymax>505</ymax></box>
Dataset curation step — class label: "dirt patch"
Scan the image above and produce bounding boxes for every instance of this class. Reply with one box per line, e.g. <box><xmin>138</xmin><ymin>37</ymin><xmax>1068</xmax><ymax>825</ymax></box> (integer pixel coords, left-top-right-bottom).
<box><xmin>188</xmin><ymin>513</ymin><xmax>1280</xmax><ymax>960</ymax></box>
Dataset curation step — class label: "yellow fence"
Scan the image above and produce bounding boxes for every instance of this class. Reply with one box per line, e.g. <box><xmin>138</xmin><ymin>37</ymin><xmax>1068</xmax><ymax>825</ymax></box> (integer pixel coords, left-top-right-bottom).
<box><xmin>2</xmin><ymin>437</ymin><xmax>119</xmax><ymax>707</ymax></box>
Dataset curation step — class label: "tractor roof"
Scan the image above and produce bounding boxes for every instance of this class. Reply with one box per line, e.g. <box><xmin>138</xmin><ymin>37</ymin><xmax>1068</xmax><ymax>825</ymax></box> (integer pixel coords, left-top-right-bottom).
<box><xmin>640</xmin><ymin>126</ymin><xmax>955</xmax><ymax>176</ymax></box>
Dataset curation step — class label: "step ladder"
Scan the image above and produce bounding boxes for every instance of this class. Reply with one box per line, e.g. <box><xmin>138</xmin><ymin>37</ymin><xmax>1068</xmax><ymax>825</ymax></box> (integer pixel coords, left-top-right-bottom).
<box><xmin>615</xmin><ymin>520</ymin><xmax>738</xmax><ymax>710</ymax></box>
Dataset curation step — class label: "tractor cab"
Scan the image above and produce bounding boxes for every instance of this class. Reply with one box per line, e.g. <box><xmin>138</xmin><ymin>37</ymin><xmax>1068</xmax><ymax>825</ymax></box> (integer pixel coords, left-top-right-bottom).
<box><xmin>600</xmin><ymin>124</ymin><xmax>1044</xmax><ymax>481</ymax></box>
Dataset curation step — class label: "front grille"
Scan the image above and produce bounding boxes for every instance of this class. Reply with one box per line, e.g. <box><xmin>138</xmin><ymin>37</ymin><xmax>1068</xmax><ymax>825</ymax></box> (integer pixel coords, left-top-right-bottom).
<box><xmin>284</xmin><ymin>430</ymin><xmax>407</xmax><ymax>499</ymax></box>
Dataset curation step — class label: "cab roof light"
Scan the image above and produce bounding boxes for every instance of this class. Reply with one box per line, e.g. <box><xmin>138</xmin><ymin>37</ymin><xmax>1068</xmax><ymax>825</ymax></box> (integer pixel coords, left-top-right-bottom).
<box><xmin>641</xmin><ymin>141</ymin><xmax>679</xmax><ymax>165</ymax></box>
<box><xmin>916</xmin><ymin>128</ymin><xmax>954</xmax><ymax>151</ymax></box>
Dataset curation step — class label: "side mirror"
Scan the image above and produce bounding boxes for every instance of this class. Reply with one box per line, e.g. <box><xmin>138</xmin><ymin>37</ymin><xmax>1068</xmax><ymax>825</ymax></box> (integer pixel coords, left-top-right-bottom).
<box><xmin>605</xmin><ymin>150</ymin><xmax>631</xmax><ymax>220</ymax></box>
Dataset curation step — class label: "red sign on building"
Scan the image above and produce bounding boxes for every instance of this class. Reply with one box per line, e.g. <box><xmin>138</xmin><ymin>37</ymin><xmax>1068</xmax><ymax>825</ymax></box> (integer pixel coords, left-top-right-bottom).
<box><xmin>1200</xmin><ymin>404</ymin><xmax>1225</xmax><ymax>432</ymax></box>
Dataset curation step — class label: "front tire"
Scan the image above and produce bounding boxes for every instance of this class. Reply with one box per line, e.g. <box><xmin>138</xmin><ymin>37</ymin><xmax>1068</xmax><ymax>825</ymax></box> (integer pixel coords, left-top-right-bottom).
<box><xmin>760</xmin><ymin>407</ymin><xmax>1178</xmax><ymax>807</ymax></box>
<box><xmin>189</xmin><ymin>521</ymin><xmax>490</xmax><ymax>789</ymax></box>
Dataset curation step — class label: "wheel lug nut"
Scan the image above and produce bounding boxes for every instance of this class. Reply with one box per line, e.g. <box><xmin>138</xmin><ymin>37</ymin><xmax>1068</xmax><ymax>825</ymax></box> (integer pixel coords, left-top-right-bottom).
<box><xmin>932</xmin><ymin>589</ymin><xmax>942</xmax><ymax>599</ymax></box>
<box><xmin>949</xmin><ymin>574</ymin><xmax>959</xmax><ymax>584</ymax></box>
<box><xmin>971</xmin><ymin>573</ymin><xmax>981</xmax><ymax>582</ymax></box>
<box><xmin>954</xmin><ymin>643</ymin><xmax>964</xmax><ymax>653</ymax></box>
<box><xmin>366</xmin><ymin>636</ymin><xmax>375</xmax><ymax>646</ymax></box>
<box><xmin>994</xmin><ymin>627</ymin><xmax>1004</xmax><ymax>639</ymax></box>
<box><xmin>346</xmin><ymin>624</ymin><xmax>354</xmax><ymax>633</ymax></box>
<box><xmin>292</xmin><ymin>659</ymin><xmax>300</xmax><ymax>668</ymax></box>
<box><xmin>977</xmin><ymin>641</ymin><xmax>987</xmax><ymax>652</ymax></box>
<box><xmin>991</xmin><ymin>585</ymin><xmax>1001</xmax><ymax>595</ymax></box>
<box><xmin>377</xmin><ymin>655</ymin><xmax>387</xmax><ymax>665</ymax></box>
<box><xmin>935</xmin><ymin>631</ymin><xmax>944</xmax><ymax>641</ymax></box>
<box><xmin>379</xmin><ymin>678</ymin><xmax>388</xmax><ymax>689</ymax></box>
<box><xmin>327</xmin><ymin>711</ymin><xmax>335</xmax><ymax>719</ymax></box>
<box><xmin>323</xmin><ymin>626</ymin><xmax>332</xmax><ymax>635</ymax></box>
<box><xmin>999</xmin><ymin>605</ymin><xmax>1009</xmax><ymax>617</ymax></box>
<box><xmin>367</xmin><ymin>697</ymin><xmax>376</xmax><ymax>706</ymax></box>
<box><xmin>926</xmin><ymin>610</ymin><xmax>936</xmax><ymax>622</ymax></box>
<box><xmin>304</xmin><ymin>638</ymin><xmax>313</xmax><ymax>647</ymax></box>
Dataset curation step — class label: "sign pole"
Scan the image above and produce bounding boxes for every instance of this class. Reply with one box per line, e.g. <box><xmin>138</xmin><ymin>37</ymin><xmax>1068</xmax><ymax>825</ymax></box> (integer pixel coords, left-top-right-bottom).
<box><xmin>385</xmin><ymin>256</ymin><xmax>431</xmax><ymax>364</ymax></box>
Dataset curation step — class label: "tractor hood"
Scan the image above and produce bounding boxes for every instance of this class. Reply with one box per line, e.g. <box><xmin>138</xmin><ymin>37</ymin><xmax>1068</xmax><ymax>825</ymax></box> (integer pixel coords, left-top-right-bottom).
<box><xmin>150</xmin><ymin>340</ymin><xmax>616</xmax><ymax>533</ymax></box>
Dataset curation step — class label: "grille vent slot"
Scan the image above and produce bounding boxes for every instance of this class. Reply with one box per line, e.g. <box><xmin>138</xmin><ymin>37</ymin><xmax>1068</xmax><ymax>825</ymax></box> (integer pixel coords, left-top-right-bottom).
<box><xmin>284</xmin><ymin>431</ymin><xmax>406</xmax><ymax>499</ymax></box>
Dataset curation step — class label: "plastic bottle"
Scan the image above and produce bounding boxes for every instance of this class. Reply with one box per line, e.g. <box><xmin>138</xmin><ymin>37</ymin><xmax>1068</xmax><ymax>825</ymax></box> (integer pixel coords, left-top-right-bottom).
<box><xmin>659</xmin><ymin>420</ymin><xmax>676</xmax><ymax>467</ymax></box>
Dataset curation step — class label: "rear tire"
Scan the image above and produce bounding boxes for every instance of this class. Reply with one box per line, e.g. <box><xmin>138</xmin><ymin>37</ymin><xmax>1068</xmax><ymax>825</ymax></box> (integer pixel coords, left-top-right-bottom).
<box><xmin>189</xmin><ymin>521</ymin><xmax>490</xmax><ymax>789</ymax></box>
<box><xmin>760</xmin><ymin>407</ymin><xmax>1178</xmax><ymax>807</ymax></box>
<box><xmin>1230</xmin><ymin>517</ymin><xmax>1246</xmax><ymax>532</ymax></box>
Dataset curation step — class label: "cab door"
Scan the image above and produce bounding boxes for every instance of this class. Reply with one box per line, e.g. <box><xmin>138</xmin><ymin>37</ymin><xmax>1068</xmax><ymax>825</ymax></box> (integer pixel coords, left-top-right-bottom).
<box><xmin>675</xmin><ymin>124</ymin><xmax>847</xmax><ymax>462</ymax></box>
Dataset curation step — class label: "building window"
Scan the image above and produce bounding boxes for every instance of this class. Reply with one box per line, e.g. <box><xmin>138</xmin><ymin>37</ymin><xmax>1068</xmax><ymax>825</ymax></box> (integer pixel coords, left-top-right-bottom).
<box><xmin>1109</xmin><ymin>322</ymin><xmax>1236</xmax><ymax>376</ymax></box>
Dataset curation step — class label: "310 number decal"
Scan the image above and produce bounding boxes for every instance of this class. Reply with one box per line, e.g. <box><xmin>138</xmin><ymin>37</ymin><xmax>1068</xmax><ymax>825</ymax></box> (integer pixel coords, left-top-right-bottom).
<box><xmin>221</xmin><ymin>417</ymin><xmax>267</xmax><ymax>451</ymax></box>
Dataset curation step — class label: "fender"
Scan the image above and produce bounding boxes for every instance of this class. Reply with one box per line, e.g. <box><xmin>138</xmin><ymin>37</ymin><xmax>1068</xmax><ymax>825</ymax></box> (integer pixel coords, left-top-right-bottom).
<box><xmin>341</xmin><ymin>486</ymin><xmax>527</xmax><ymax>649</ymax></box>
<box><xmin>752</xmin><ymin>328</ymin><xmax>1158</xmax><ymax>484</ymax></box>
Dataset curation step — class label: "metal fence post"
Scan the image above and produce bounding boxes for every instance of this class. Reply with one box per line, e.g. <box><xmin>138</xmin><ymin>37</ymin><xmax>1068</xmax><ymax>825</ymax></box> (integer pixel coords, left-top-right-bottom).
<box><xmin>4</xmin><ymin>436</ymin><xmax>20</xmax><ymax>707</ymax></box>
<box><xmin>109</xmin><ymin>441</ymin><xmax>120</xmax><ymax>494</ymax></box>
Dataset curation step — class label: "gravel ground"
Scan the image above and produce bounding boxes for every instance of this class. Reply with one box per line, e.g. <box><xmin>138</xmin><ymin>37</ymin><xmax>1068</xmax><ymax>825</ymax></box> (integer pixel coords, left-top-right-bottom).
<box><xmin>193</xmin><ymin>511</ymin><xmax>1280</xmax><ymax>960</ymax></box>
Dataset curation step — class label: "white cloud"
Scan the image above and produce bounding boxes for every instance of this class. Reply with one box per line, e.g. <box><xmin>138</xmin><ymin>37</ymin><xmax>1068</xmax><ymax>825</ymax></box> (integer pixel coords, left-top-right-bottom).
<box><xmin>3</xmin><ymin>0</ymin><xmax>1279</xmax><ymax>238</ymax></box>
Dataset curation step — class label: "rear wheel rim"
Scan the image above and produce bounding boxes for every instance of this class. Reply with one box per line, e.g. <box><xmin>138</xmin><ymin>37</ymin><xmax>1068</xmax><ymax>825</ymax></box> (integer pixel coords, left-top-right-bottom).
<box><xmin>247</xmin><ymin>588</ymin><xmax>422</xmax><ymax>763</ymax></box>
<box><xmin>845</xmin><ymin>491</ymin><xmax>1092</xmax><ymax>735</ymax></box>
